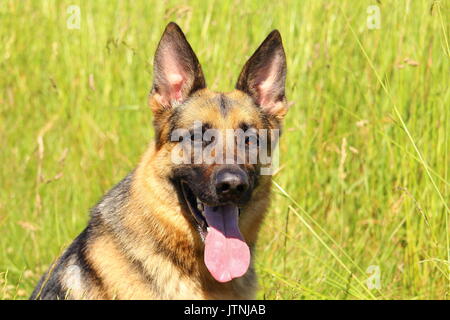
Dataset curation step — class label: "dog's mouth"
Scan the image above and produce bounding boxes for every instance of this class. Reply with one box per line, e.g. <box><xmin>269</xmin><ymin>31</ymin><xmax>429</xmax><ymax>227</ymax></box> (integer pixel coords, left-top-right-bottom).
<box><xmin>180</xmin><ymin>181</ymin><xmax>250</xmax><ymax>283</ymax></box>
<box><xmin>180</xmin><ymin>181</ymin><xmax>208</xmax><ymax>236</ymax></box>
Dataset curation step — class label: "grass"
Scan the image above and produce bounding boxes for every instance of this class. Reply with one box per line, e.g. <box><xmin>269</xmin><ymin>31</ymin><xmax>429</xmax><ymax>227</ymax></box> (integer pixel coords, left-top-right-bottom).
<box><xmin>0</xmin><ymin>0</ymin><xmax>449</xmax><ymax>300</ymax></box>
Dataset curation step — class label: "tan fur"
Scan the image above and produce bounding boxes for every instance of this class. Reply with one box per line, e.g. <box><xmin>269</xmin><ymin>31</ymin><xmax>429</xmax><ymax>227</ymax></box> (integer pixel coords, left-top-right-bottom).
<box><xmin>31</xmin><ymin>24</ymin><xmax>288</xmax><ymax>300</ymax></box>
<box><xmin>79</xmin><ymin>89</ymin><xmax>279</xmax><ymax>299</ymax></box>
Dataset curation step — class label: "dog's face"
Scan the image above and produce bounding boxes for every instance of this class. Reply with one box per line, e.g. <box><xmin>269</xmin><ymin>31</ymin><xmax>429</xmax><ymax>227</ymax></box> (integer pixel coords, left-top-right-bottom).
<box><xmin>148</xmin><ymin>23</ymin><xmax>288</xmax><ymax>283</ymax></box>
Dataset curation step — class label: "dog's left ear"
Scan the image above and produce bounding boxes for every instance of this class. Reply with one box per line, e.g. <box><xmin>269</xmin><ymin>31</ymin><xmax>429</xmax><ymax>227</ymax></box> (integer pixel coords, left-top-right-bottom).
<box><xmin>150</xmin><ymin>22</ymin><xmax>206</xmax><ymax>113</ymax></box>
<box><xmin>236</xmin><ymin>30</ymin><xmax>287</xmax><ymax>119</ymax></box>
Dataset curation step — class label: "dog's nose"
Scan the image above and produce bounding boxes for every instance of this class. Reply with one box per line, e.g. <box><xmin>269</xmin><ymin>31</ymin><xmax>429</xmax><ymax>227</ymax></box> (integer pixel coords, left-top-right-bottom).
<box><xmin>215</xmin><ymin>168</ymin><xmax>249</xmax><ymax>201</ymax></box>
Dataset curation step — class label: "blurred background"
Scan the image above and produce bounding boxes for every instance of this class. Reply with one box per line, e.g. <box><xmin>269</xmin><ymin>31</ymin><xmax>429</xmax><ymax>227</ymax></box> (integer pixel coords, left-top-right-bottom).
<box><xmin>0</xmin><ymin>0</ymin><xmax>448</xmax><ymax>299</ymax></box>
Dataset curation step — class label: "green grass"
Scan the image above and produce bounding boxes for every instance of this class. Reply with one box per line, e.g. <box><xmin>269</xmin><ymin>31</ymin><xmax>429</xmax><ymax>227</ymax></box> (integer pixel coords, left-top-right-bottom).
<box><xmin>0</xmin><ymin>0</ymin><xmax>449</xmax><ymax>300</ymax></box>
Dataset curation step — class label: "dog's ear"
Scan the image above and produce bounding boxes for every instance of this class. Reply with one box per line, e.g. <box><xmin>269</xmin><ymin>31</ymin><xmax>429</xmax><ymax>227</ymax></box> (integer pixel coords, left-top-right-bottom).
<box><xmin>236</xmin><ymin>30</ymin><xmax>287</xmax><ymax>119</ymax></box>
<box><xmin>150</xmin><ymin>22</ymin><xmax>206</xmax><ymax>112</ymax></box>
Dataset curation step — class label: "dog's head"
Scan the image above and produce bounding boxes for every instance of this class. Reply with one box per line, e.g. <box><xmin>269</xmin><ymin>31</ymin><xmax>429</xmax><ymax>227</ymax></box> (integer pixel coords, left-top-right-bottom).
<box><xmin>148</xmin><ymin>22</ymin><xmax>288</xmax><ymax>282</ymax></box>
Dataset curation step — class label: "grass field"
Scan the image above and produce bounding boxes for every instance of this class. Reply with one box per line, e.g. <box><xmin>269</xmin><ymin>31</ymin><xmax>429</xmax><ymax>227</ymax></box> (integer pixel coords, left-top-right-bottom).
<box><xmin>0</xmin><ymin>0</ymin><xmax>449</xmax><ymax>300</ymax></box>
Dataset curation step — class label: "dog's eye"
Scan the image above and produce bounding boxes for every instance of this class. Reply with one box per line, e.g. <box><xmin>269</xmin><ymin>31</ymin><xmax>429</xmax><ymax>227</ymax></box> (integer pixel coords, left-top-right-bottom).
<box><xmin>244</xmin><ymin>130</ymin><xmax>259</xmax><ymax>147</ymax></box>
<box><xmin>204</xmin><ymin>135</ymin><xmax>215</xmax><ymax>146</ymax></box>
<box><xmin>189</xmin><ymin>126</ymin><xmax>215</xmax><ymax>147</ymax></box>
<box><xmin>190</xmin><ymin>131</ymin><xmax>202</xmax><ymax>142</ymax></box>
<box><xmin>245</xmin><ymin>136</ymin><xmax>258</xmax><ymax>146</ymax></box>
<box><xmin>239</xmin><ymin>123</ymin><xmax>258</xmax><ymax>147</ymax></box>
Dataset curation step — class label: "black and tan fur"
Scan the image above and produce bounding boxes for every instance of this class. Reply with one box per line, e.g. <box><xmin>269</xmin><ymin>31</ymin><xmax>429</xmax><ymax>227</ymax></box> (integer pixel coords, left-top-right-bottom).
<box><xmin>30</xmin><ymin>22</ymin><xmax>289</xmax><ymax>300</ymax></box>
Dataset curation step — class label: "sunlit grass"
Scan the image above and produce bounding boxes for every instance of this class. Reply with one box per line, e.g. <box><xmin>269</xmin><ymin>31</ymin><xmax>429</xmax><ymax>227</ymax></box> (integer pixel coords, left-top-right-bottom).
<box><xmin>0</xmin><ymin>0</ymin><xmax>448</xmax><ymax>299</ymax></box>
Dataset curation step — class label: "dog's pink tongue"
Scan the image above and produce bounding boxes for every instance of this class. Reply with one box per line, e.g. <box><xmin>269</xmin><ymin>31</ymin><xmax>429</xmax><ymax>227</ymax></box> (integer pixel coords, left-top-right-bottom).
<box><xmin>203</xmin><ymin>204</ymin><xmax>250</xmax><ymax>283</ymax></box>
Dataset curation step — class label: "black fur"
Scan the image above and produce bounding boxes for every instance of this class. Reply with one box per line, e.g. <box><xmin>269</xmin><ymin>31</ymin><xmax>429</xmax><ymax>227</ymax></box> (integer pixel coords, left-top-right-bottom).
<box><xmin>30</xmin><ymin>173</ymin><xmax>134</xmax><ymax>300</ymax></box>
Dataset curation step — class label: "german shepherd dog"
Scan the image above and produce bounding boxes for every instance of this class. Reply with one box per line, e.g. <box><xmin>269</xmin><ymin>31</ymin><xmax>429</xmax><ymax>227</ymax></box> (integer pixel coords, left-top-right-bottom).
<box><xmin>30</xmin><ymin>22</ymin><xmax>288</xmax><ymax>300</ymax></box>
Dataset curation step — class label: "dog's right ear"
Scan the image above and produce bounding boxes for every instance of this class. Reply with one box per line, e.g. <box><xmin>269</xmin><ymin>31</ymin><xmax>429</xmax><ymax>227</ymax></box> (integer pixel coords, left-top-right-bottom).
<box><xmin>150</xmin><ymin>22</ymin><xmax>206</xmax><ymax>113</ymax></box>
